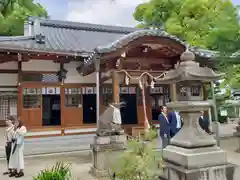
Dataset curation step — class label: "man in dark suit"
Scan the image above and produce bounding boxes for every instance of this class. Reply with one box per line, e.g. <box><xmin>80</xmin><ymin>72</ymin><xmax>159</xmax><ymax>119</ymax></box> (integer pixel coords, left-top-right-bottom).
<box><xmin>198</xmin><ymin>111</ymin><xmax>211</xmax><ymax>134</ymax></box>
<box><xmin>158</xmin><ymin>106</ymin><xmax>170</xmax><ymax>148</ymax></box>
<box><xmin>168</xmin><ymin>110</ymin><xmax>182</xmax><ymax>138</ymax></box>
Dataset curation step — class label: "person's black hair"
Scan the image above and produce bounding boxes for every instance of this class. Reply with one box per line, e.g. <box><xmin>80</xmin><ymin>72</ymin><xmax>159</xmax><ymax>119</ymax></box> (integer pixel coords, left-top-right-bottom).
<box><xmin>161</xmin><ymin>105</ymin><xmax>167</xmax><ymax>110</ymax></box>
<box><xmin>6</xmin><ymin>115</ymin><xmax>15</xmax><ymax>122</ymax></box>
<box><xmin>17</xmin><ymin>119</ymin><xmax>24</xmax><ymax>128</ymax></box>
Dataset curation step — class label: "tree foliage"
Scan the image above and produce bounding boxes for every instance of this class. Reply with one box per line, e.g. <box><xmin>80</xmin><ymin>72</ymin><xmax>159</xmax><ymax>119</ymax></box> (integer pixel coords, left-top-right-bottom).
<box><xmin>134</xmin><ymin>0</ymin><xmax>240</xmax><ymax>92</ymax></box>
<box><xmin>0</xmin><ymin>0</ymin><xmax>48</xmax><ymax>36</ymax></box>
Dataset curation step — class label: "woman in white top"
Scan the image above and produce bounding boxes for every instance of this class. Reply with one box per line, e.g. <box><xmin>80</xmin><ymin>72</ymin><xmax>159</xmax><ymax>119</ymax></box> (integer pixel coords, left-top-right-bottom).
<box><xmin>3</xmin><ymin>115</ymin><xmax>14</xmax><ymax>175</ymax></box>
<box><xmin>9</xmin><ymin>118</ymin><xmax>27</xmax><ymax>178</ymax></box>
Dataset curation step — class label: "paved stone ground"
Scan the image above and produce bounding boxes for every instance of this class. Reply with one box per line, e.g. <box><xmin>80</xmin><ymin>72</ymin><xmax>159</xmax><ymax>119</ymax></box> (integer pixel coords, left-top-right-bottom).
<box><xmin>0</xmin><ymin>137</ymin><xmax>239</xmax><ymax>180</ymax></box>
<box><xmin>0</xmin><ymin>123</ymin><xmax>238</xmax><ymax>180</ymax></box>
<box><xmin>0</xmin><ymin>151</ymin><xmax>96</xmax><ymax>180</ymax></box>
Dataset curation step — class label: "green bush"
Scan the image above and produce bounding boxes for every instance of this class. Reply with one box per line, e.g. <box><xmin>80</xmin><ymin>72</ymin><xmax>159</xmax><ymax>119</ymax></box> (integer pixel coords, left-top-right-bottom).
<box><xmin>109</xmin><ymin>139</ymin><xmax>162</xmax><ymax>180</ymax></box>
<box><xmin>33</xmin><ymin>161</ymin><xmax>72</xmax><ymax>180</ymax></box>
<box><xmin>141</xmin><ymin>127</ymin><xmax>158</xmax><ymax>141</ymax></box>
<box><xmin>218</xmin><ymin>114</ymin><xmax>227</xmax><ymax>124</ymax></box>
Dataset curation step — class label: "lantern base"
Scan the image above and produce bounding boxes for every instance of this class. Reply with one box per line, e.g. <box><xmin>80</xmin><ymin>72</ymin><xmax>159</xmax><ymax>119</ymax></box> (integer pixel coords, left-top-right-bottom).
<box><xmin>170</xmin><ymin>126</ymin><xmax>216</xmax><ymax>148</ymax></box>
<box><xmin>162</xmin><ymin>160</ymin><xmax>237</xmax><ymax>180</ymax></box>
<box><xmin>163</xmin><ymin>145</ymin><xmax>227</xmax><ymax>169</ymax></box>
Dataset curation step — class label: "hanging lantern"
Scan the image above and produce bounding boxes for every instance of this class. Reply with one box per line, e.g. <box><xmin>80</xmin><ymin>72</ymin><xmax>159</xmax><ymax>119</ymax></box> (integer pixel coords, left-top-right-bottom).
<box><xmin>116</xmin><ymin>58</ymin><xmax>121</xmax><ymax>67</ymax></box>
<box><xmin>121</xmin><ymin>52</ymin><xmax>126</xmax><ymax>58</ymax></box>
<box><xmin>139</xmin><ymin>79</ymin><xmax>143</xmax><ymax>89</ymax></box>
<box><xmin>125</xmin><ymin>74</ymin><xmax>130</xmax><ymax>85</ymax></box>
<box><xmin>150</xmin><ymin>79</ymin><xmax>155</xmax><ymax>89</ymax></box>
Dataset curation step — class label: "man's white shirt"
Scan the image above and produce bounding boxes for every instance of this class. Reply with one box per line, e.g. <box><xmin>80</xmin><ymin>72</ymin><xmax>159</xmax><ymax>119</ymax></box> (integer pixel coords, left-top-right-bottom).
<box><xmin>175</xmin><ymin>111</ymin><xmax>181</xmax><ymax>129</ymax></box>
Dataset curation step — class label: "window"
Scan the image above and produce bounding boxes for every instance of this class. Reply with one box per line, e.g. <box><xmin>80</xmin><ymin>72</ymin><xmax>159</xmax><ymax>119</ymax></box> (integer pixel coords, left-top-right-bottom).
<box><xmin>191</xmin><ymin>86</ymin><xmax>201</xmax><ymax>96</ymax></box>
<box><xmin>0</xmin><ymin>95</ymin><xmax>17</xmax><ymax>120</ymax></box>
<box><xmin>23</xmin><ymin>88</ymin><xmax>41</xmax><ymax>108</ymax></box>
<box><xmin>101</xmin><ymin>87</ymin><xmax>112</xmax><ymax>105</ymax></box>
<box><xmin>65</xmin><ymin>88</ymin><xmax>82</xmax><ymax>107</ymax></box>
<box><xmin>22</xmin><ymin>73</ymin><xmax>59</xmax><ymax>83</ymax></box>
<box><xmin>150</xmin><ymin>85</ymin><xmax>170</xmax><ymax>107</ymax></box>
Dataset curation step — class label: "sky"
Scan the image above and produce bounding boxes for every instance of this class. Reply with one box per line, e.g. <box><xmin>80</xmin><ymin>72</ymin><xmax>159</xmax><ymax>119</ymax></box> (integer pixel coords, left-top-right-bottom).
<box><xmin>36</xmin><ymin>0</ymin><xmax>240</xmax><ymax>27</ymax></box>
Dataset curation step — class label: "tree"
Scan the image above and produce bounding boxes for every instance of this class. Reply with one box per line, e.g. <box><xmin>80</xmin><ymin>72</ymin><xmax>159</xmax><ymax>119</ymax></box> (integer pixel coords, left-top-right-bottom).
<box><xmin>0</xmin><ymin>0</ymin><xmax>48</xmax><ymax>36</ymax></box>
<box><xmin>134</xmin><ymin>0</ymin><xmax>240</xmax><ymax>97</ymax></box>
<box><xmin>134</xmin><ymin>0</ymin><xmax>239</xmax><ymax>49</ymax></box>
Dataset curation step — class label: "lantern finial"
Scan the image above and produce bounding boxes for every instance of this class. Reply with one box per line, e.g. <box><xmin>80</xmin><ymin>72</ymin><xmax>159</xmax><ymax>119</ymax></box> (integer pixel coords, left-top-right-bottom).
<box><xmin>180</xmin><ymin>48</ymin><xmax>195</xmax><ymax>61</ymax></box>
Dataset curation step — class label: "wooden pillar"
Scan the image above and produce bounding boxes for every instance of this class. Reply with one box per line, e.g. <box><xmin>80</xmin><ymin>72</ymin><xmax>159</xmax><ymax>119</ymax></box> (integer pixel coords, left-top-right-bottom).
<box><xmin>95</xmin><ymin>58</ymin><xmax>100</xmax><ymax>129</ymax></box>
<box><xmin>60</xmin><ymin>63</ymin><xmax>65</xmax><ymax>135</ymax></box>
<box><xmin>112</xmin><ymin>71</ymin><xmax>119</xmax><ymax>103</ymax></box>
<box><xmin>171</xmin><ymin>83</ymin><xmax>177</xmax><ymax>102</ymax></box>
<box><xmin>17</xmin><ymin>53</ymin><xmax>22</xmax><ymax>117</ymax></box>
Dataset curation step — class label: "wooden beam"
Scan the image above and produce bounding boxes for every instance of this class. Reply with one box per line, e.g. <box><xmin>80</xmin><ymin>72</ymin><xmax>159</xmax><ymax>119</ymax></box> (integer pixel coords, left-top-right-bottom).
<box><xmin>0</xmin><ymin>54</ymin><xmax>17</xmax><ymax>62</ymax></box>
<box><xmin>0</xmin><ymin>69</ymin><xmax>18</xmax><ymax>74</ymax></box>
<box><xmin>0</xmin><ymin>85</ymin><xmax>18</xmax><ymax>88</ymax></box>
<box><xmin>24</xmin><ymin>54</ymin><xmax>83</xmax><ymax>63</ymax></box>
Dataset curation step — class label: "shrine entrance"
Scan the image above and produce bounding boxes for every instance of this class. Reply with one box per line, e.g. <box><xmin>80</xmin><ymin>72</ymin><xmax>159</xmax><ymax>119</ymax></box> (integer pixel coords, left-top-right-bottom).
<box><xmin>42</xmin><ymin>87</ymin><xmax>61</xmax><ymax>126</ymax></box>
<box><xmin>42</xmin><ymin>95</ymin><xmax>61</xmax><ymax>126</ymax></box>
<box><xmin>120</xmin><ymin>87</ymin><xmax>138</xmax><ymax>124</ymax></box>
<box><xmin>82</xmin><ymin>86</ymin><xmax>96</xmax><ymax>124</ymax></box>
<box><xmin>79</xmin><ymin>29</ymin><xmax>213</xmax><ymax>132</ymax></box>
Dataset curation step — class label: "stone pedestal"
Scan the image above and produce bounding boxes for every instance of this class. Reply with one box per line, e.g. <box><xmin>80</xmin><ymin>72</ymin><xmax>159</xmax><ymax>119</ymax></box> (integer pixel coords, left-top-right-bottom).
<box><xmin>234</xmin><ymin>122</ymin><xmax>240</xmax><ymax>153</ymax></box>
<box><xmin>163</xmin><ymin>101</ymin><xmax>238</xmax><ymax>180</ymax></box>
<box><xmin>89</xmin><ymin>135</ymin><xmax>126</xmax><ymax>177</ymax></box>
<box><xmin>164</xmin><ymin>162</ymin><xmax>236</xmax><ymax>180</ymax></box>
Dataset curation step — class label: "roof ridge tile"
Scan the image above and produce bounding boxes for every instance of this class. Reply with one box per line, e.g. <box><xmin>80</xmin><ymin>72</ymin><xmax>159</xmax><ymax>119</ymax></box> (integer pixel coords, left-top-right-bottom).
<box><xmin>29</xmin><ymin>17</ymin><xmax>141</xmax><ymax>34</ymax></box>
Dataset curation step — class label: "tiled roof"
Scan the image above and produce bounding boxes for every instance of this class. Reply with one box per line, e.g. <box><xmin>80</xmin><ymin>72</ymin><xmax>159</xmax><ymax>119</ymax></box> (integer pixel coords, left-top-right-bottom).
<box><xmin>84</xmin><ymin>29</ymin><xmax>217</xmax><ymax>66</ymax></box>
<box><xmin>0</xmin><ymin>18</ymin><xmax>139</xmax><ymax>56</ymax></box>
<box><xmin>0</xmin><ymin>17</ymin><xmax>217</xmax><ymax>61</ymax></box>
<box><xmin>94</xmin><ymin>29</ymin><xmax>216</xmax><ymax>57</ymax></box>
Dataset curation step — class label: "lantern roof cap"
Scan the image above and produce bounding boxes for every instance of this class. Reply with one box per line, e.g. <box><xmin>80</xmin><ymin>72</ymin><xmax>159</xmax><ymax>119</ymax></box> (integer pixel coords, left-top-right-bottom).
<box><xmin>158</xmin><ymin>49</ymin><xmax>224</xmax><ymax>84</ymax></box>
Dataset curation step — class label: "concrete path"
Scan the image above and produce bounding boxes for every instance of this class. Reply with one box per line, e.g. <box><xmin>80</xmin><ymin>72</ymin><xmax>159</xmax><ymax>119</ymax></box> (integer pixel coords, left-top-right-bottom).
<box><xmin>0</xmin><ymin>151</ymin><xmax>96</xmax><ymax>180</ymax></box>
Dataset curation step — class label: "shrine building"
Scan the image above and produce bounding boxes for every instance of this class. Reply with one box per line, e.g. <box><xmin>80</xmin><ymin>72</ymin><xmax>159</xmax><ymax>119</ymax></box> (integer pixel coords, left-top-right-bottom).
<box><xmin>0</xmin><ymin>17</ymin><xmax>216</xmax><ymax>137</ymax></box>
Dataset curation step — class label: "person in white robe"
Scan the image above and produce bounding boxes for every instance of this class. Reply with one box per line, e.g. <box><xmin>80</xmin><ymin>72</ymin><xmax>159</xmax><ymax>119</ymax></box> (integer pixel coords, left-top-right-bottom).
<box><xmin>3</xmin><ymin>115</ymin><xmax>14</xmax><ymax>175</ymax></box>
<box><xmin>9</xmin><ymin>119</ymin><xmax>27</xmax><ymax>178</ymax></box>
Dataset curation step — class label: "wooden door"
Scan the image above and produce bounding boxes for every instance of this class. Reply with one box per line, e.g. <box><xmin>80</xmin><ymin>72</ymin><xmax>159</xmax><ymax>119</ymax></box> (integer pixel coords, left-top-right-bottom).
<box><xmin>20</xmin><ymin>84</ymin><xmax>42</xmax><ymax>129</ymax></box>
<box><xmin>62</xmin><ymin>85</ymin><xmax>83</xmax><ymax>127</ymax></box>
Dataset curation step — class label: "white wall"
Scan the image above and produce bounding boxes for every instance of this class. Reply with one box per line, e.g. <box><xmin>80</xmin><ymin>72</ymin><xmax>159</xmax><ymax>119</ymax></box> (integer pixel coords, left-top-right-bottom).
<box><xmin>0</xmin><ymin>74</ymin><xmax>17</xmax><ymax>86</ymax></box>
<box><xmin>64</xmin><ymin>61</ymin><xmax>96</xmax><ymax>84</ymax></box>
<box><xmin>21</xmin><ymin>60</ymin><xmax>96</xmax><ymax>84</ymax></box>
<box><xmin>22</xmin><ymin>59</ymin><xmax>60</xmax><ymax>71</ymax></box>
<box><xmin>0</xmin><ymin>61</ymin><xmax>18</xmax><ymax>70</ymax></box>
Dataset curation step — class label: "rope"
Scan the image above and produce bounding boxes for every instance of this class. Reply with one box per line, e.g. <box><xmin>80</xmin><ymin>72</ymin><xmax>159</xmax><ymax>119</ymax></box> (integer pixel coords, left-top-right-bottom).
<box><xmin>114</xmin><ymin>69</ymin><xmax>166</xmax><ymax>81</ymax></box>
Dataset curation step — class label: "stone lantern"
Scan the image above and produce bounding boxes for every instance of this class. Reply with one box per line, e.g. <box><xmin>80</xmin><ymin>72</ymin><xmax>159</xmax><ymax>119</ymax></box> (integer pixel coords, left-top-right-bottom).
<box><xmin>158</xmin><ymin>49</ymin><xmax>237</xmax><ymax>180</ymax></box>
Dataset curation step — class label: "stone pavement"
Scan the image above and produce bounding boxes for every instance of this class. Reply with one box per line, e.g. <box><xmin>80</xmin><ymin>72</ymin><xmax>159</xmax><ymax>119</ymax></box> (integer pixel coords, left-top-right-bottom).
<box><xmin>0</xmin><ymin>138</ymin><xmax>239</xmax><ymax>180</ymax></box>
<box><xmin>0</xmin><ymin>151</ymin><xmax>96</xmax><ymax>180</ymax></box>
<box><xmin>0</xmin><ymin>138</ymin><xmax>240</xmax><ymax>180</ymax></box>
